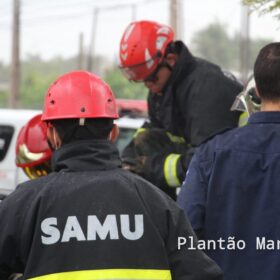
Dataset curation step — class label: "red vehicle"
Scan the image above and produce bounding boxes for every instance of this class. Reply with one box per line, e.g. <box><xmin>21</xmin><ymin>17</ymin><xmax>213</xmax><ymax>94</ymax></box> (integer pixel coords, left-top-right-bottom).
<box><xmin>116</xmin><ymin>99</ymin><xmax>147</xmax><ymax>117</ymax></box>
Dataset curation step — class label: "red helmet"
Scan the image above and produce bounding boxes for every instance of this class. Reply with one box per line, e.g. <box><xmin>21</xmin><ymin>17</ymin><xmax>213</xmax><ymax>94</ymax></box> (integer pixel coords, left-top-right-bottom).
<box><xmin>16</xmin><ymin>114</ymin><xmax>52</xmax><ymax>179</ymax></box>
<box><xmin>42</xmin><ymin>71</ymin><xmax>119</xmax><ymax>121</ymax></box>
<box><xmin>119</xmin><ymin>20</ymin><xmax>174</xmax><ymax>81</ymax></box>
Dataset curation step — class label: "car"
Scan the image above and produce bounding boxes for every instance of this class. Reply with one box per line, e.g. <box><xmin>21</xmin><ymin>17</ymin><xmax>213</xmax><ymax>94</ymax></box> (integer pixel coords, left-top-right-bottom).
<box><xmin>0</xmin><ymin>109</ymin><xmax>41</xmax><ymax>198</ymax></box>
<box><xmin>115</xmin><ymin>115</ymin><xmax>146</xmax><ymax>154</ymax></box>
<box><xmin>115</xmin><ymin>99</ymin><xmax>147</xmax><ymax>154</ymax></box>
<box><xmin>0</xmin><ymin>100</ymin><xmax>147</xmax><ymax>198</ymax></box>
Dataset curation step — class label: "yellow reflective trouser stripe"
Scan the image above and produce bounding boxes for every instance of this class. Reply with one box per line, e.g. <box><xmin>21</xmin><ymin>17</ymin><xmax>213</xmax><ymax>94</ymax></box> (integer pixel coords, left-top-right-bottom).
<box><xmin>238</xmin><ymin>111</ymin><xmax>249</xmax><ymax>127</ymax></box>
<box><xmin>164</xmin><ymin>154</ymin><xmax>181</xmax><ymax>187</ymax></box>
<box><xmin>133</xmin><ymin>127</ymin><xmax>147</xmax><ymax>138</ymax></box>
<box><xmin>28</xmin><ymin>269</ymin><xmax>172</xmax><ymax>280</ymax></box>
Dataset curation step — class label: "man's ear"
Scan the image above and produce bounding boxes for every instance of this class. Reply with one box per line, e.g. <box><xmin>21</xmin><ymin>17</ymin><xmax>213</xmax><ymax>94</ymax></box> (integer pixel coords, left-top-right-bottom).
<box><xmin>47</xmin><ymin>126</ymin><xmax>62</xmax><ymax>150</ymax></box>
<box><xmin>165</xmin><ymin>53</ymin><xmax>177</xmax><ymax>67</ymax></box>
<box><xmin>108</xmin><ymin>124</ymin><xmax>119</xmax><ymax>143</ymax></box>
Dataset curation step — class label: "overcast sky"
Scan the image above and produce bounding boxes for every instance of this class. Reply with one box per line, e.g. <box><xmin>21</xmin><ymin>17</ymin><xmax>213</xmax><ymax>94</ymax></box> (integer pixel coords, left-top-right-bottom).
<box><xmin>0</xmin><ymin>0</ymin><xmax>279</xmax><ymax>64</ymax></box>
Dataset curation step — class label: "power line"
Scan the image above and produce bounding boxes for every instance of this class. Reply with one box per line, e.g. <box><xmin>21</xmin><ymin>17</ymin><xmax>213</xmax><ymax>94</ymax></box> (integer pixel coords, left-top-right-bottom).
<box><xmin>21</xmin><ymin>0</ymin><xmax>165</xmax><ymax>13</ymax></box>
<box><xmin>0</xmin><ymin>0</ymin><xmax>166</xmax><ymax>26</ymax></box>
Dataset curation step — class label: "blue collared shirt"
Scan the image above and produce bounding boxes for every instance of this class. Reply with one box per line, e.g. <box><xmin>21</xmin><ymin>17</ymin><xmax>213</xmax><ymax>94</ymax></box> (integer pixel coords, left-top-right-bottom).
<box><xmin>177</xmin><ymin>112</ymin><xmax>280</xmax><ymax>280</ymax></box>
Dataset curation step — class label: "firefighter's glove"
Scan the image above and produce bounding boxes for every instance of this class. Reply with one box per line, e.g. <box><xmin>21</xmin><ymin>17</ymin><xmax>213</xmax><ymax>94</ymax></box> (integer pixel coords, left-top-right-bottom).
<box><xmin>122</xmin><ymin>156</ymin><xmax>147</xmax><ymax>176</ymax></box>
<box><xmin>133</xmin><ymin>128</ymin><xmax>175</xmax><ymax>156</ymax></box>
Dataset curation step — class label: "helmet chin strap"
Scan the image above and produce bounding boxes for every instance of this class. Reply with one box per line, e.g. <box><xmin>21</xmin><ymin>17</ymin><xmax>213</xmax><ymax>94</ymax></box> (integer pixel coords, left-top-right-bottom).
<box><xmin>47</xmin><ymin>139</ymin><xmax>55</xmax><ymax>152</ymax></box>
<box><xmin>53</xmin><ymin>131</ymin><xmax>59</xmax><ymax>150</ymax></box>
<box><xmin>161</xmin><ymin>60</ymin><xmax>173</xmax><ymax>72</ymax></box>
<box><xmin>46</xmin><ymin>130</ymin><xmax>59</xmax><ymax>151</ymax></box>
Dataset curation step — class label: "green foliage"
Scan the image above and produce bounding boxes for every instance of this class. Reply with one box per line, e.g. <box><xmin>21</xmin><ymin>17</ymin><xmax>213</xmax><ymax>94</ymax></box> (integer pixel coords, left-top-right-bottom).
<box><xmin>192</xmin><ymin>22</ymin><xmax>235</xmax><ymax>70</ymax></box>
<box><xmin>0</xmin><ymin>62</ymin><xmax>9</xmax><ymax>108</ymax></box>
<box><xmin>20</xmin><ymin>55</ymin><xmax>79</xmax><ymax>109</ymax></box>
<box><xmin>0</xmin><ymin>55</ymin><xmax>148</xmax><ymax>109</ymax></box>
<box><xmin>20</xmin><ymin>55</ymin><xmax>148</xmax><ymax>109</ymax></box>
<box><xmin>248</xmin><ymin>37</ymin><xmax>273</xmax><ymax>66</ymax></box>
<box><xmin>0</xmin><ymin>90</ymin><xmax>8</xmax><ymax>107</ymax></box>
<box><xmin>104</xmin><ymin>68</ymin><xmax>147</xmax><ymax>100</ymax></box>
<box><xmin>0</xmin><ymin>21</ymin><xmax>273</xmax><ymax>109</ymax></box>
<box><xmin>243</xmin><ymin>0</ymin><xmax>280</xmax><ymax>18</ymax></box>
<box><xmin>20</xmin><ymin>71</ymin><xmax>57</xmax><ymax>109</ymax></box>
<box><xmin>192</xmin><ymin>21</ymin><xmax>272</xmax><ymax>72</ymax></box>
<box><xmin>0</xmin><ymin>62</ymin><xmax>9</xmax><ymax>82</ymax></box>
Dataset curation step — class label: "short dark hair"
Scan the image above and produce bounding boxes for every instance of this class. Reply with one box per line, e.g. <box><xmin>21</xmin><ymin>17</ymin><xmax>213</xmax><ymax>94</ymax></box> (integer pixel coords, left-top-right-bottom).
<box><xmin>50</xmin><ymin>118</ymin><xmax>114</xmax><ymax>145</ymax></box>
<box><xmin>164</xmin><ymin>41</ymin><xmax>186</xmax><ymax>56</ymax></box>
<box><xmin>254</xmin><ymin>42</ymin><xmax>280</xmax><ymax>101</ymax></box>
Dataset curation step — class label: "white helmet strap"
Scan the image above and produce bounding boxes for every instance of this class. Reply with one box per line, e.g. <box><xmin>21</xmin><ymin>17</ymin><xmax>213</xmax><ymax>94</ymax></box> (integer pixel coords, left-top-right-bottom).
<box><xmin>79</xmin><ymin>118</ymin><xmax>85</xmax><ymax>126</ymax></box>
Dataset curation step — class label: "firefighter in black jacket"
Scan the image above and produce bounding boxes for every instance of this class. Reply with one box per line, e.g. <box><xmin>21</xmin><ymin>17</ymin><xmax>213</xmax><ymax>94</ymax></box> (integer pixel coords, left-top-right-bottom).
<box><xmin>119</xmin><ymin>20</ymin><xmax>243</xmax><ymax>199</ymax></box>
<box><xmin>6</xmin><ymin>114</ymin><xmax>52</xmax><ymax>280</ymax></box>
<box><xmin>0</xmin><ymin>71</ymin><xmax>222</xmax><ymax>280</ymax></box>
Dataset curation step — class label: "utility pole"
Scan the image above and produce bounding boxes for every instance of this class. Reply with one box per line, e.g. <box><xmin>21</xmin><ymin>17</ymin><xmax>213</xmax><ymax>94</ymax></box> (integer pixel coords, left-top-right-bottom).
<box><xmin>240</xmin><ymin>5</ymin><xmax>251</xmax><ymax>83</ymax></box>
<box><xmin>170</xmin><ymin>0</ymin><xmax>178</xmax><ymax>38</ymax></box>
<box><xmin>78</xmin><ymin>33</ymin><xmax>84</xmax><ymax>69</ymax></box>
<box><xmin>9</xmin><ymin>0</ymin><xmax>21</xmax><ymax>108</ymax></box>
<box><xmin>87</xmin><ymin>7</ymin><xmax>99</xmax><ymax>72</ymax></box>
<box><xmin>86</xmin><ymin>3</ymin><xmax>138</xmax><ymax>73</ymax></box>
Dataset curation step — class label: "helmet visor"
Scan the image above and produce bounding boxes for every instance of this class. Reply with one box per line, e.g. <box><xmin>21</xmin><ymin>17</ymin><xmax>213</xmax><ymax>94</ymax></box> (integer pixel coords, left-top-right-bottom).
<box><xmin>23</xmin><ymin>161</ymin><xmax>51</xmax><ymax>179</ymax></box>
<box><xmin>119</xmin><ymin>55</ymin><xmax>161</xmax><ymax>82</ymax></box>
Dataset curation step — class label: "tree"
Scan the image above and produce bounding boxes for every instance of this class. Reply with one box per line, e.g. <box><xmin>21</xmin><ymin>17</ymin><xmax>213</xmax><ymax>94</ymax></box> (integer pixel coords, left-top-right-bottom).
<box><xmin>20</xmin><ymin>71</ymin><xmax>57</xmax><ymax>109</ymax></box>
<box><xmin>20</xmin><ymin>55</ymin><xmax>79</xmax><ymax>109</ymax></box>
<box><xmin>0</xmin><ymin>63</ymin><xmax>10</xmax><ymax>107</ymax></box>
<box><xmin>0</xmin><ymin>54</ymin><xmax>148</xmax><ymax>110</ymax></box>
<box><xmin>192</xmin><ymin>22</ymin><xmax>235</xmax><ymax>70</ymax></box>
<box><xmin>0</xmin><ymin>90</ymin><xmax>8</xmax><ymax>107</ymax></box>
<box><xmin>104</xmin><ymin>68</ymin><xmax>147</xmax><ymax>100</ymax></box>
<box><xmin>191</xmin><ymin>21</ymin><xmax>271</xmax><ymax>75</ymax></box>
<box><xmin>243</xmin><ymin>0</ymin><xmax>280</xmax><ymax>18</ymax></box>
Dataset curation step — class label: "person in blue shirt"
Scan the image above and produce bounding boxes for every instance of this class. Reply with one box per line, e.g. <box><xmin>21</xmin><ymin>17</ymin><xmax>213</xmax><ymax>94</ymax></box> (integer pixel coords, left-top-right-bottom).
<box><xmin>177</xmin><ymin>42</ymin><xmax>280</xmax><ymax>280</ymax></box>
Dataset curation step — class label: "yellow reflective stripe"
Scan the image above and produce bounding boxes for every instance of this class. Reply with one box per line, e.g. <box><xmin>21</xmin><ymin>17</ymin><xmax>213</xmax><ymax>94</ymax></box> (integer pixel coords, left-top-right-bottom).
<box><xmin>24</xmin><ymin>167</ymin><xmax>36</xmax><ymax>180</ymax></box>
<box><xmin>164</xmin><ymin>154</ymin><xmax>181</xmax><ymax>187</ymax></box>
<box><xmin>166</xmin><ymin>132</ymin><xmax>185</xmax><ymax>144</ymax></box>
<box><xmin>28</xmin><ymin>269</ymin><xmax>171</xmax><ymax>280</ymax></box>
<box><xmin>133</xmin><ymin>127</ymin><xmax>147</xmax><ymax>139</ymax></box>
<box><xmin>238</xmin><ymin>111</ymin><xmax>249</xmax><ymax>127</ymax></box>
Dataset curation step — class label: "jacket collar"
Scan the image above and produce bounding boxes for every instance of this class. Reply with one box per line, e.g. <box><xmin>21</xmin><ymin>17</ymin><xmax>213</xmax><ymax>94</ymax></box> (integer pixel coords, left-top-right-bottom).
<box><xmin>162</xmin><ymin>40</ymin><xmax>196</xmax><ymax>92</ymax></box>
<box><xmin>52</xmin><ymin>139</ymin><xmax>121</xmax><ymax>172</ymax></box>
<box><xmin>248</xmin><ymin>111</ymin><xmax>280</xmax><ymax>124</ymax></box>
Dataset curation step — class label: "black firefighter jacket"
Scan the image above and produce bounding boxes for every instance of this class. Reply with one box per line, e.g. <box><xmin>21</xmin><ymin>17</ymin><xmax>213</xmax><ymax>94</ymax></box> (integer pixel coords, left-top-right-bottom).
<box><xmin>0</xmin><ymin>140</ymin><xmax>223</xmax><ymax>280</ymax></box>
<box><xmin>123</xmin><ymin>41</ymin><xmax>243</xmax><ymax>196</ymax></box>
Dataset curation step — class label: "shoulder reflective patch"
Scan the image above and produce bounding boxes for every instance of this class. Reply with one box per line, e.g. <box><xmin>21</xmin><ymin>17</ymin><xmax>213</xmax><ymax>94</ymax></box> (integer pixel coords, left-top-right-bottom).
<box><xmin>28</xmin><ymin>269</ymin><xmax>172</xmax><ymax>280</ymax></box>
